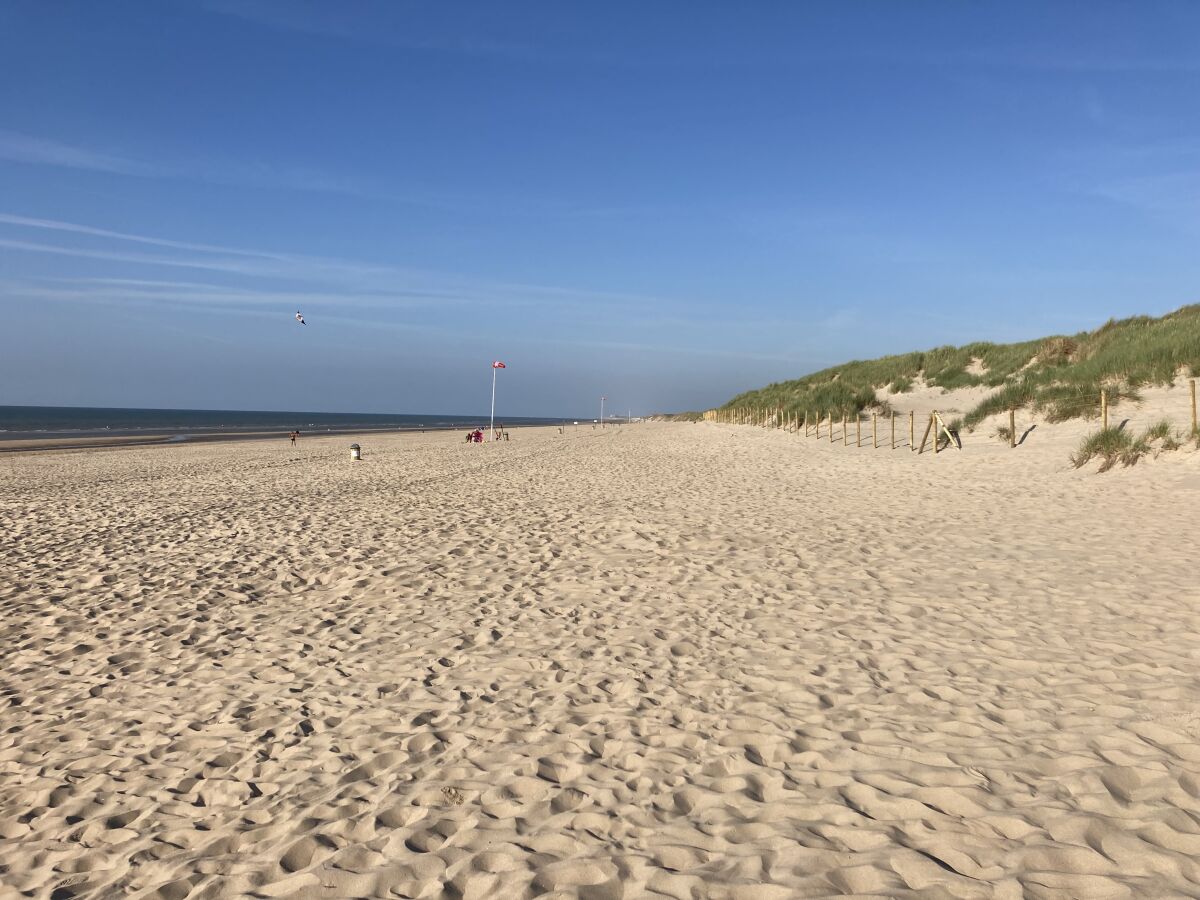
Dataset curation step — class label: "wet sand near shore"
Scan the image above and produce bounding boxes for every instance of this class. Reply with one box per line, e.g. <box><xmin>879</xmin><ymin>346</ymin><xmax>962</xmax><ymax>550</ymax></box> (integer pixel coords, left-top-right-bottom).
<box><xmin>2</xmin><ymin>423</ymin><xmax>1198</xmax><ymax>898</ymax></box>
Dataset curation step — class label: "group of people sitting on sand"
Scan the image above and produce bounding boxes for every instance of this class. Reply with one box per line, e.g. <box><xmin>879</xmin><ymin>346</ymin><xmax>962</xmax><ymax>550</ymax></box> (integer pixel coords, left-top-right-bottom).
<box><xmin>465</xmin><ymin>425</ymin><xmax>507</xmax><ymax>443</ymax></box>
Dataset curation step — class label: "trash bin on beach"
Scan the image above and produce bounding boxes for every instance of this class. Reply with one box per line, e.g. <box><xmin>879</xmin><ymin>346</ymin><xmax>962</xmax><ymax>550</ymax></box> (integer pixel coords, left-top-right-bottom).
<box><xmin>350</xmin><ymin>443</ymin><xmax>361</xmax><ymax>461</ymax></box>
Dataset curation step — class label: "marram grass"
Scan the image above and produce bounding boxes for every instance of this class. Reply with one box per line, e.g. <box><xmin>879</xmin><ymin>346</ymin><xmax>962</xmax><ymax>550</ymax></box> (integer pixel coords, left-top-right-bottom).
<box><xmin>721</xmin><ymin>304</ymin><xmax>1200</xmax><ymax>427</ymax></box>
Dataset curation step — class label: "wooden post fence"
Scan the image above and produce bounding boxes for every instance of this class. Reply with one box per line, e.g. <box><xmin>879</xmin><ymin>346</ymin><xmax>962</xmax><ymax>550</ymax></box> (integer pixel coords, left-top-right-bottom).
<box><xmin>1101</xmin><ymin>390</ymin><xmax>1108</xmax><ymax>431</ymax></box>
<box><xmin>909</xmin><ymin>411</ymin><xmax>915</xmax><ymax>452</ymax></box>
<box><xmin>842</xmin><ymin>414</ymin><xmax>848</xmax><ymax>446</ymax></box>
<box><xmin>872</xmin><ymin>413</ymin><xmax>877</xmax><ymax>449</ymax></box>
<box><xmin>891</xmin><ymin>411</ymin><xmax>895</xmax><ymax>450</ymax></box>
<box><xmin>1009</xmin><ymin>408</ymin><xmax>1016</xmax><ymax>449</ymax></box>
<box><xmin>1192</xmin><ymin>379</ymin><xmax>1197</xmax><ymax>432</ymax></box>
<box><xmin>856</xmin><ymin>415</ymin><xmax>861</xmax><ymax>448</ymax></box>
<box><xmin>933</xmin><ymin>411</ymin><xmax>940</xmax><ymax>455</ymax></box>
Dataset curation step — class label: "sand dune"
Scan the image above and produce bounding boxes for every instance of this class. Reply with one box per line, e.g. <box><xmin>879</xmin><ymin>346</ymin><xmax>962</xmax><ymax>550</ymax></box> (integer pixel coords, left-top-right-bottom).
<box><xmin>2</xmin><ymin>423</ymin><xmax>1199</xmax><ymax>898</ymax></box>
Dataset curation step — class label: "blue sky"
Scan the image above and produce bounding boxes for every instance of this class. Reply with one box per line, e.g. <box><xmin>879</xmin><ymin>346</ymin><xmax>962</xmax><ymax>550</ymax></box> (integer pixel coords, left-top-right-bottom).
<box><xmin>2</xmin><ymin>1</ymin><xmax>1199</xmax><ymax>416</ymax></box>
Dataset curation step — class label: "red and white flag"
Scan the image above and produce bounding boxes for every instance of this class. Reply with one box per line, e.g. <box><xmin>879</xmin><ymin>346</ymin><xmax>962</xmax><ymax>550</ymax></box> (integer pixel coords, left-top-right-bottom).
<box><xmin>492</xmin><ymin>361</ymin><xmax>506</xmax><ymax>369</ymax></box>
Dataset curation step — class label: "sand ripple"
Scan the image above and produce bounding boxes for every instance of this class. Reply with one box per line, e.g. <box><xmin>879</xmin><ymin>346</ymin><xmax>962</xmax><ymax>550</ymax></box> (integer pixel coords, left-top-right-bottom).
<box><xmin>1</xmin><ymin>425</ymin><xmax>1198</xmax><ymax>898</ymax></box>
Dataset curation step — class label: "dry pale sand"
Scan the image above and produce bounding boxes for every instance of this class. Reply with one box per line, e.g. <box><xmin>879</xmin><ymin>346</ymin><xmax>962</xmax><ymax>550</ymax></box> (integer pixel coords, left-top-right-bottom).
<box><xmin>2</xmin><ymin>423</ymin><xmax>1200</xmax><ymax>899</ymax></box>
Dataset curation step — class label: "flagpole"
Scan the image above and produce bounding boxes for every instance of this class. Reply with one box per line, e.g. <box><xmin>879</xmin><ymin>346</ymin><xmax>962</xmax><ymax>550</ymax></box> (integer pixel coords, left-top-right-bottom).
<box><xmin>490</xmin><ymin>365</ymin><xmax>497</xmax><ymax>441</ymax></box>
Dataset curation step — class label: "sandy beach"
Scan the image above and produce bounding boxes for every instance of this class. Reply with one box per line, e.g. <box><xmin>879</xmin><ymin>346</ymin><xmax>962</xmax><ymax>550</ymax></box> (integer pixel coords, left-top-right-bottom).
<box><xmin>2</xmin><ymin>422</ymin><xmax>1199</xmax><ymax>899</ymax></box>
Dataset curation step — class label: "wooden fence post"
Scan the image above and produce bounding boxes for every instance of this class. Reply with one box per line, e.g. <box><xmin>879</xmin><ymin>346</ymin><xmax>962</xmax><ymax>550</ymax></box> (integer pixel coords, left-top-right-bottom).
<box><xmin>1009</xmin><ymin>408</ymin><xmax>1016</xmax><ymax>448</ymax></box>
<box><xmin>872</xmin><ymin>413</ymin><xmax>877</xmax><ymax>449</ymax></box>
<box><xmin>842</xmin><ymin>414</ymin><xmax>848</xmax><ymax>446</ymax></box>
<box><xmin>890</xmin><ymin>411</ymin><xmax>895</xmax><ymax>450</ymax></box>
<box><xmin>917</xmin><ymin>413</ymin><xmax>933</xmax><ymax>454</ymax></box>
<box><xmin>856</xmin><ymin>415</ymin><xmax>861</xmax><ymax>448</ymax></box>
<box><xmin>932</xmin><ymin>413</ymin><xmax>940</xmax><ymax>454</ymax></box>
<box><xmin>830</xmin><ymin>413</ymin><xmax>834</xmax><ymax>443</ymax></box>
<box><xmin>1101</xmin><ymin>390</ymin><xmax>1108</xmax><ymax>431</ymax></box>
<box><xmin>1191</xmin><ymin>379</ymin><xmax>1197</xmax><ymax>432</ymax></box>
<box><xmin>909</xmin><ymin>411</ymin><xmax>915</xmax><ymax>452</ymax></box>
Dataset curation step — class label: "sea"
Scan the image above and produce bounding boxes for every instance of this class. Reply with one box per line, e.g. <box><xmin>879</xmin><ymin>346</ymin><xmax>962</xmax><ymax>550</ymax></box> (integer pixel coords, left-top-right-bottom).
<box><xmin>0</xmin><ymin>405</ymin><xmax>568</xmax><ymax>443</ymax></box>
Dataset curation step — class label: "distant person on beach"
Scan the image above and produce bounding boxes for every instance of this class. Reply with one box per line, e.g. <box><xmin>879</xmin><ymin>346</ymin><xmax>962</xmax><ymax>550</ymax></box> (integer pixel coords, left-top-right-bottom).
<box><xmin>290</xmin><ymin>430</ymin><xmax>299</xmax><ymax>446</ymax></box>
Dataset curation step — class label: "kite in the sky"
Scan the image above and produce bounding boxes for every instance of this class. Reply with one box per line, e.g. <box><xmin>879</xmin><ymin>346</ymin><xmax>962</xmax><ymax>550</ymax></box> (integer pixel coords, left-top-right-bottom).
<box><xmin>295</xmin><ymin>311</ymin><xmax>306</xmax><ymax>325</ymax></box>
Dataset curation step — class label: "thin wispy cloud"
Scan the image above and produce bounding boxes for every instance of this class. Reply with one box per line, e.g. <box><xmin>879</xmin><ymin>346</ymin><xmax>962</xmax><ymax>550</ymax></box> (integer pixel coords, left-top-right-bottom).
<box><xmin>10</xmin><ymin>278</ymin><xmax>466</xmax><ymax>311</ymax></box>
<box><xmin>0</xmin><ymin>215</ymin><xmax>411</xmax><ymax>283</ymax></box>
<box><xmin>0</xmin><ymin>238</ymin><xmax>261</xmax><ymax>275</ymax></box>
<box><xmin>0</xmin><ymin>130</ymin><xmax>158</xmax><ymax>176</ymax></box>
<box><xmin>0</xmin><ymin>212</ymin><xmax>698</xmax><ymax>317</ymax></box>
<box><xmin>0</xmin><ymin>129</ymin><xmax>677</xmax><ymax>221</ymax></box>
<box><xmin>0</xmin><ymin>213</ymin><xmax>286</xmax><ymax>259</ymax></box>
<box><xmin>0</xmin><ymin>211</ymin><xmax>829</xmax><ymax>374</ymax></box>
<box><xmin>0</xmin><ymin>129</ymin><xmax>371</xmax><ymax>197</ymax></box>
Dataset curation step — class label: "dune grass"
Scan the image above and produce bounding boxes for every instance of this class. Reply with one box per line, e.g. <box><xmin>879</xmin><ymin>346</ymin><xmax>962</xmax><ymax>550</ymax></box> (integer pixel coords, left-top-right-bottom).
<box><xmin>1070</xmin><ymin>428</ymin><xmax>1139</xmax><ymax>472</ymax></box>
<box><xmin>721</xmin><ymin>305</ymin><xmax>1200</xmax><ymax>427</ymax></box>
<box><xmin>1071</xmin><ymin>418</ymin><xmax>1187</xmax><ymax>471</ymax></box>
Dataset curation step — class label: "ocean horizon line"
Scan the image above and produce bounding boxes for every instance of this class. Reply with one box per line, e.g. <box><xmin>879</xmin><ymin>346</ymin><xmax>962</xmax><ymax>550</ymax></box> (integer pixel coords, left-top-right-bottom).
<box><xmin>0</xmin><ymin>404</ymin><xmax>595</xmax><ymax>444</ymax></box>
<box><xmin>0</xmin><ymin>402</ymin><xmax>579</xmax><ymax>421</ymax></box>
